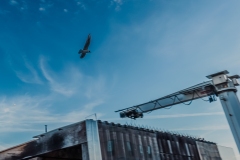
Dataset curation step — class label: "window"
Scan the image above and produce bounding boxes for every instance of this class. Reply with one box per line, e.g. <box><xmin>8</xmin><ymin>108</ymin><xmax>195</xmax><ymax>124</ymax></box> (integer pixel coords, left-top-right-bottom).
<box><xmin>147</xmin><ymin>145</ymin><xmax>152</xmax><ymax>158</ymax></box>
<box><xmin>107</xmin><ymin>140</ymin><xmax>114</xmax><ymax>152</ymax></box>
<box><xmin>158</xmin><ymin>139</ymin><xmax>163</xmax><ymax>153</ymax></box>
<box><xmin>139</xmin><ymin>145</ymin><xmax>144</xmax><ymax>154</ymax></box>
<box><xmin>188</xmin><ymin>144</ymin><xmax>193</xmax><ymax>156</ymax></box>
<box><xmin>126</xmin><ymin>142</ymin><xmax>133</xmax><ymax>156</ymax></box>
<box><xmin>127</xmin><ymin>142</ymin><xmax>131</xmax><ymax>151</ymax></box>
<box><xmin>185</xmin><ymin>143</ymin><xmax>190</xmax><ymax>156</ymax></box>
<box><xmin>167</xmin><ymin>140</ymin><xmax>173</xmax><ymax>154</ymax></box>
<box><xmin>176</xmin><ymin>141</ymin><xmax>181</xmax><ymax>154</ymax></box>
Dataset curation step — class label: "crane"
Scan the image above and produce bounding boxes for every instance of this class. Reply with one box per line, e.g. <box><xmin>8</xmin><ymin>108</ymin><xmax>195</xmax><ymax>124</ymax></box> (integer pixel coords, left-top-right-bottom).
<box><xmin>115</xmin><ymin>70</ymin><xmax>240</xmax><ymax>153</ymax></box>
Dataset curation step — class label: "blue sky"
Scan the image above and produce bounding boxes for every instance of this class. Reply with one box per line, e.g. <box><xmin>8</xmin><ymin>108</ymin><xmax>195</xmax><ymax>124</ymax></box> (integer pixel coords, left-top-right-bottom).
<box><xmin>1</xmin><ymin>0</ymin><xmax>240</xmax><ymax>158</ymax></box>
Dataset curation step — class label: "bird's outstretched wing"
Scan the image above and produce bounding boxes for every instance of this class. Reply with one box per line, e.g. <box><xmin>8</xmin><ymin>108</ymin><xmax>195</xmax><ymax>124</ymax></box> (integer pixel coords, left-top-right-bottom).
<box><xmin>83</xmin><ymin>34</ymin><xmax>91</xmax><ymax>50</ymax></box>
<box><xmin>80</xmin><ymin>53</ymin><xmax>86</xmax><ymax>59</ymax></box>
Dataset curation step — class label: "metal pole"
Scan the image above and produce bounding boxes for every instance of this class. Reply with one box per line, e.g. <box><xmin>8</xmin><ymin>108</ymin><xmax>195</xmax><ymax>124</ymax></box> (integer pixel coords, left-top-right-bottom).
<box><xmin>219</xmin><ymin>91</ymin><xmax>240</xmax><ymax>153</ymax></box>
<box><xmin>207</xmin><ymin>70</ymin><xmax>240</xmax><ymax>153</ymax></box>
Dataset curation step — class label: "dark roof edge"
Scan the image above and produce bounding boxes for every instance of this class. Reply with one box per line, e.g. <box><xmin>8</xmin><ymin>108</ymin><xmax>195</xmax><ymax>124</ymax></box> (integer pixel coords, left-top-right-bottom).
<box><xmin>0</xmin><ymin>140</ymin><xmax>36</xmax><ymax>153</ymax></box>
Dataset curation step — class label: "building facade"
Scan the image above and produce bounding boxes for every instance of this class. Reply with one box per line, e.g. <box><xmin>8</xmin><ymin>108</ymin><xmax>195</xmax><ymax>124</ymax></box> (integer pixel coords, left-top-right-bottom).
<box><xmin>0</xmin><ymin>119</ymin><xmax>232</xmax><ymax>160</ymax></box>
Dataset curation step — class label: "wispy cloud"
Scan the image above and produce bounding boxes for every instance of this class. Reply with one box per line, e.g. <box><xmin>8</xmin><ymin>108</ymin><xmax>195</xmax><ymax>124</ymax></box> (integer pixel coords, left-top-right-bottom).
<box><xmin>15</xmin><ymin>59</ymin><xmax>43</xmax><ymax>84</ymax></box>
<box><xmin>39</xmin><ymin>56</ymin><xmax>82</xmax><ymax>96</ymax></box>
<box><xmin>105</xmin><ymin>112</ymin><xmax>224</xmax><ymax>122</ymax></box>
<box><xmin>114</xmin><ymin>0</ymin><xmax>123</xmax><ymax>11</ymax></box>
<box><xmin>8</xmin><ymin>0</ymin><xmax>28</xmax><ymax>11</ymax></box>
<box><xmin>61</xmin><ymin>100</ymin><xmax>104</xmax><ymax>122</ymax></box>
<box><xmin>85</xmin><ymin>75</ymin><xmax>107</xmax><ymax>99</ymax></box>
<box><xmin>144</xmin><ymin>112</ymin><xmax>224</xmax><ymax>119</ymax></box>
<box><xmin>110</xmin><ymin>0</ymin><xmax>123</xmax><ymax>11</ymax></box>
<box><xmin>0</xmin><ymin>94</ymin><xmax>104</xmax><ymax>134</ymax></box>
<box><xmin>75</xmin><ymin>0</ymin><xmax>86</xmax><ymax>10</ymax></box>
<box><xmin>172</xmin><ymin>125</ymin><xmax>228</xmax><ymax>131</ymax></box>
<box><xmin>20</xmin><ymin>0</ymin><xmax>28</xmax><ymax>11</ymax></box>
<box><xmin>39</xmin><ymin>7</ymin><xmax>46</xmax><ymax>11</ymax></box>
<box><xmin>39</xmin><ymin>0</ymin><xmax>53</xmax><ymax>12</ymax></box>
<box><xmin>39</xmin><ymin>56</ymin><xmax>108</xmax><ymax>98</ymax></box>
<box><xmin>0</xmin><ymin>56</ymin><xmax>108</xmax><ymax>137</ymax></box>
<box><xmin>0</xmin><ymin>94</ymin><xmax>51</xmax><ymax>131</ymax></box>
<box><xmin>9</xmin><ymin>0</ymin><xmax>18</xmax><ymax>5</ymax></box>
<box><xmin>200</xmin><ymin>130</ymin><xmax>217</xmax><ymax>138</ymax></box>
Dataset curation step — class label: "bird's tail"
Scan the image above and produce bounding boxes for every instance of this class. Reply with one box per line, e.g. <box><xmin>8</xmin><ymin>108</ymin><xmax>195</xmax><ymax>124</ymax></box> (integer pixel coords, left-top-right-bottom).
<box><xmin>78</xmin><ymin>49</ymin><xmax>83</xmax><ymax>54</ymax></box>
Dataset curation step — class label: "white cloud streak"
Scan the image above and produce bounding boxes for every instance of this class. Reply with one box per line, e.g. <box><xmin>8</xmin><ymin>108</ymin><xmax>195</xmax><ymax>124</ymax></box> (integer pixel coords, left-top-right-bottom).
<box><xmin>109</xmin><ymin>0</ymin><xmax>123</xmax><ymax>11</ymax></box>
<box><xmin>0</xmin><ymin>93</ymin><xmax>104</xmax><ymax>134</ymax></box>
<box><xmin>9</xmin><ymin>0</ymin><xmax>18</xmax><ymax>5</ymax></box>
<box><xmin>75</xmin><ymin>0</ymin><xmax>86</xmax><ymax>10</ymax></box>
<box><xmin>15</xmin><ymin>59</ymin><xmax>43</xmax><ymax>84</ymax></box>
<box><xmin>39</xmin><ymin>56</ymin><xmax>82</xmax><ymax>96</ymax></box>
<box><xmin>172</xmin><ymin>125</ymin><xmax>229</xmax><ymax>131</ymax></box>
<box><xmin>8</xmin><ymin>0</ymin><xmax>28</xmax><ymax>11</ymax></box>
<box><xmin>144</xmin><ymin>112</ymin><xmax>224</xmax><ymax>119</ymax></box>
<box><xmin>39</xmin><ymin>7</ymin><xmax>45</xmax><ymax>11</ymax></box>
<box><xmin>105</xmin><ymin>112</ymin><xmax>225</xmax><ymax>122</ymax></box>
<box><xmin>39</xmin><ymin>56</ymin><xmax>108</xmax><ymax>98</ymax></box>
<box><xmin>85</xmin><ymin>75</ymin><xmax>106</xmax><ymax>99</ymax></box>
<box><xmin>61</xmin><ymin>100</ymin><xmax>104</xmax><ymax>122</ymax></box>
<box><xmin>39</xmin><ymin>0</ymin><xmax>53</xmax><ymax>12</ymax></box>
<box><xmin>114</xmin><ymin>0</ymin><xmax>122</xmax><ymax>11</ymax></box>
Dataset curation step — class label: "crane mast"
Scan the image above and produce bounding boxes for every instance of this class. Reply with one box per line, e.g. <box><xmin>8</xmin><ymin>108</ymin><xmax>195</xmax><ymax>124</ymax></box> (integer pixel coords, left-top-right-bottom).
<box><xmin>115</xmin><ymin>70</ymin><xmax>240</xmax><ymax>153</ymax></box>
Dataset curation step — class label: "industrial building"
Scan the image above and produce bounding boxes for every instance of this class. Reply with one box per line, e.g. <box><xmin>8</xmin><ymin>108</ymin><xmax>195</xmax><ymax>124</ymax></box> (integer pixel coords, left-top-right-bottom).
<box><xmin>0</xmin><ymin>119</ymin><xmax>234</xmax><ymax>160</ymax></box>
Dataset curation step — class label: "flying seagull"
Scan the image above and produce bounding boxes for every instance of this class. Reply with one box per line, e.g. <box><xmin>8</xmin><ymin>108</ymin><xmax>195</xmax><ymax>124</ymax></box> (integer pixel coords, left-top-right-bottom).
<box><xmin>78</xmin><ymin>34</ymin><xmax>91</xmax><ymax>59</ymax></box>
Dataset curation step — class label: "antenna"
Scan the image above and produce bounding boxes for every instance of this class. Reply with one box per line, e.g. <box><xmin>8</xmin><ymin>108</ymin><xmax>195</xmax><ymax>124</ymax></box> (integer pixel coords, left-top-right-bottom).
<box><xmin>85</xmin><ymin>113</ymin><xmax>98</xmax><ymax>120</ymax></box>
<box><xmin>45</xmin><ymin>125</ymin><xmax>47</xmax><ymax>133</ymax></box>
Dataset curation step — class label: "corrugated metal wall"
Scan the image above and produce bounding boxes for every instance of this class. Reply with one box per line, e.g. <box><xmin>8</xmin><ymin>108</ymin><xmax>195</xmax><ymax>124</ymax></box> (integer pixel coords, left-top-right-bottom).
<box><xmin>98</xmin><ymin>121</ymin><xmax>160</xmax><ymax>160</ymax></box>
<box><xmin>97</xmin><ymin>120</ymin><xmax>221</xmax><ymax>160</ymax></box>
<box><xmin>157</xmin><ymin>132</ymin><xmax>200</xmax><ymax>160</ymax></box>
<box><xmin>196</xmin><ymin>141</ymin><xmax>221</xmax><ymax>160</ymax></box>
